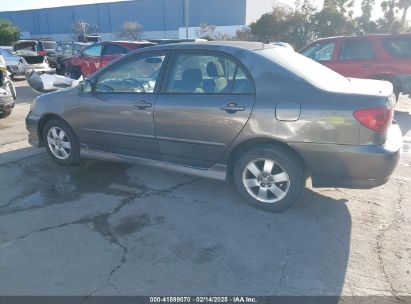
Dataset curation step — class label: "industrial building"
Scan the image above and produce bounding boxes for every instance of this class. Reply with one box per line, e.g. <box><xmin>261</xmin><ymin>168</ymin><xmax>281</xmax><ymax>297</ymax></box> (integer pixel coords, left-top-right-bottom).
<box><xmin>0</xmin><ymin>0</ymin><xmax>288</xmax><ymax>41</ymax></box>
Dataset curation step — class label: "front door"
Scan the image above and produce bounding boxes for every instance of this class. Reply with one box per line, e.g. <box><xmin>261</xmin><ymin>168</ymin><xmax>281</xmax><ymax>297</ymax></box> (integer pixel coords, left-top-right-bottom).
<box><xmin>75</xmin><ymin>52</ymin><xmax>168</xmax><ymax>159</ymax></box>
<box><xmin>154</xmin><ymin>51</ymin><xmax>256</xmax><ymax>168</ymax></box>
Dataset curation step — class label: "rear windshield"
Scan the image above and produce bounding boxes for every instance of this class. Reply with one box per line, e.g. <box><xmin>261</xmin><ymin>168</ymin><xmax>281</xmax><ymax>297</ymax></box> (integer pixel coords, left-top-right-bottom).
<box><xmin>14</xmin><ymin>41</ymin><xmax>37</xmax><ymax>52</ymax></box>
<box><xmin>40</xmin><ymin>41</ymin><xmax>57</xmax><ymax>50</ymax></box>
<box><xmin>257</xmin><ymin>47</ymin><xmax>349</xmax><ymax>91</ymax></box>
<box><xmin>382</xmin><ymin>37</ymin><xmax>411</xmax><ymax>58</ymax></box>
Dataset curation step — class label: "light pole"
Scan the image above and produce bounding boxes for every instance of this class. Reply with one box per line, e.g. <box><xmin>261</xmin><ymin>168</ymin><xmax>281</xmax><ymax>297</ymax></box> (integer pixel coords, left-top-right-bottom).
<box><xmin>184</xmin><ymin>0</ymin><xmax>189</xmax><ymax>38</ymax></box>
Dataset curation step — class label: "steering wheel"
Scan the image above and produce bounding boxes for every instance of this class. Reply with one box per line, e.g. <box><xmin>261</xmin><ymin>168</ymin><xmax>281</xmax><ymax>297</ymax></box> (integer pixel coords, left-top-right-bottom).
<box><xmin>123</xmin><ymin>78</ymin><xmax>146</xmax><ymax>93</ymax></box>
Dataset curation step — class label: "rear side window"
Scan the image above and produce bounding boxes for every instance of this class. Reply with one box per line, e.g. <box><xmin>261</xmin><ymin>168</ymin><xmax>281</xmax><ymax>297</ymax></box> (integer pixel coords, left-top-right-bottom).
<box><xmin>39</xmin><ymin>41</ymin><xmax>57</xmax><ymax>51</ymax></box>
<box><xmin>102</xmin><ymin>44</ymin><xmax>129</xmax><ymax>56</ymax></box>
<box><xmin>83</xmin><ymin>45</ymin><xmax>102</xmax><ymax>57</ymax></box>
<box><xmin>302</xmin><ymin>41</ymin><xmax>336</xmax><ymax>61</ymax></box>
<box><xmin>382</xmin><ymin>37</ymin><xmax>411</xmax><ymax>58</ymax></box>
<box><xmin>339</xmin><ymin>39</ymin><xmax>375</xmax><ymax>60</ymax></box>
<box><xmin>166</xmin><ymin>52</ymin><xmax>254</xmax><ymax>95</ymax></box>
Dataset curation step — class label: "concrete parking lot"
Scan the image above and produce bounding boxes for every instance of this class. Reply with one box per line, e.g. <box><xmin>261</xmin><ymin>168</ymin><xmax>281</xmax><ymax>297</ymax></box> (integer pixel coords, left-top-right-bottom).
<box><xmin>0</xmin><ymin>80</ymin><xmax>410</xmax><ymax>298</ymax></box>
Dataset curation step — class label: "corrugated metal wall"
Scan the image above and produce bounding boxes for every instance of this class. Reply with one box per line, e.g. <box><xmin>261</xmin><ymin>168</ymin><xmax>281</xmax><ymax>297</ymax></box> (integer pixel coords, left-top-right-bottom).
<box><xmin>0</xmin><ymin>0</ymin><xmax>249</xmax><ymax>38</ymax></box>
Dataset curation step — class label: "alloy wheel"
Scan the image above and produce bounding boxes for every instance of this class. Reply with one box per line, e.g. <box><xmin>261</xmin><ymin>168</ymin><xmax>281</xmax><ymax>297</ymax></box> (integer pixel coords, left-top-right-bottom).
<box><xmin>47</xmin><ymin>126</ymin><xmax>71</xmax><ymax>160</ymax></box>
<box><xmin>242</xmin><ymin>158</ymin><xmax>290</xmax><ymax>203</ymax></box>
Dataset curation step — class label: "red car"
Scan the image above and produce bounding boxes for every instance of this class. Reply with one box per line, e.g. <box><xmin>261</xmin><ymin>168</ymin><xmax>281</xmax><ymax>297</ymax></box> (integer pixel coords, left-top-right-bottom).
<box><xmin>65</xmin><ymin>41</ymin><xmax>155</xmax><ymax>79</ymax></box>
<box><xmin>301</xmin><ymin>34</ymin><xmax>411</xmax><ymax>98</ymax></box>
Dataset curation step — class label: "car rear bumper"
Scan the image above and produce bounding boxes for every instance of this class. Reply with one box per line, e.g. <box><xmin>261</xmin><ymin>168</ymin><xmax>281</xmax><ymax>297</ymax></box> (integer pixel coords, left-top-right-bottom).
<box><xmin>26</xmin><ymin>113</ymin><xmax>42</xmax><ymax>147</ymax></box>
<box><xmin>290</xmin><ymin>122</ymin><xmax>403</xmax><ymax>189</ymax></box>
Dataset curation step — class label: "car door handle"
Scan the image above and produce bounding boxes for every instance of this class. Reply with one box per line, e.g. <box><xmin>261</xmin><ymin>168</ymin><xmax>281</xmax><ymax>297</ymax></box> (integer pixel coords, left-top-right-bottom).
<box><xmin>220</xmin><ymin>103</ymin><xmax>245</xmax><ymax>113</ymax></box>
<box><xmin>134</xmin><ymin>101</ymin><xmax>152</xmax><ymax>109</ymax></box>
<box><xmin>361</xmin><ymin>63</ymin><xmax>371</xmax><ymax>69</ymax></box>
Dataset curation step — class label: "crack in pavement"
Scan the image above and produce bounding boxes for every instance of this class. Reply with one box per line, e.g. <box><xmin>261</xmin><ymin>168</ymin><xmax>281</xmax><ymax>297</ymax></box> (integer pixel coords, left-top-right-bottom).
<box><xmin>375</xmin><ymin>182</ymin><xmax>407</xmax><ymax>302</ymax></box>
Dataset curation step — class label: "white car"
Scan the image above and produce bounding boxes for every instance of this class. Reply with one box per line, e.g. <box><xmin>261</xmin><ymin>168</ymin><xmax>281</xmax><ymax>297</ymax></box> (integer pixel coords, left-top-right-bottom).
<box><xmin>0</xmin><ymin>48</ymin><xmax>28</xmax><ymax>78</ymax></box>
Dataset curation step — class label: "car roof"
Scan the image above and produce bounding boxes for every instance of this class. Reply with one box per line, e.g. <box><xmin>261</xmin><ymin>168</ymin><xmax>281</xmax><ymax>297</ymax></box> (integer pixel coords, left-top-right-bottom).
<box><xmin>138</xmin><ymin>41</ymin><xmax>269</xmax><ymax>52</ymax></box>
<box><xmin>311</xmin><ymin>33</ymin><xmax>411</xmax><ymax>42</ymax></box>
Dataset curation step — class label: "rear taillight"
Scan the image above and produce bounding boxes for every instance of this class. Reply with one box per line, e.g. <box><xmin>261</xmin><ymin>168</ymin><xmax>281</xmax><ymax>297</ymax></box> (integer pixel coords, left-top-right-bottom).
<box><xmin>38</xmin><ymin>50</ymin><xmax>48</xmax><ymax>56</ymax></box>
<box><xmin>353</xmin><ymin>106</ymin><xmax>394</xmax><ymax>132</ymax></box>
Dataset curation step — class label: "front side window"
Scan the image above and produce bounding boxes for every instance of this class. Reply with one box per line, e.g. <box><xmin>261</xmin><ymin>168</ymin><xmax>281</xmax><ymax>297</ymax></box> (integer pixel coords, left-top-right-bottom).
<box><xmin>339</xmin><ymin>39</ymin><xmax>375</xmax><ymax>60</ymax></box>
<box><xmin>302</xmin><ymin>41</ymin><xmax>336</xmax><ymax>61</ymax></box>
<box><xmin>166</xmin><ymin>52</ymin><xmax>254</xmax><ymax>94</ymax></box>
<box><xmin>382</xmin><ymin>37</ymin><xmax>411</xmax><ymax>58</ymax></box>
<box><xmin>82</xmin><ymin>45</ymin><xmax>102</xmax><ymax>57</ymax></box>
<box><xmin>102</xmin><ymin>44</ymin><xmax>129</xmax><ymax>56</ymax></box>
<box><xmin>95</xmin><ymin>54</ymin><xmax>165</xmax><ymax>93</ymax></box>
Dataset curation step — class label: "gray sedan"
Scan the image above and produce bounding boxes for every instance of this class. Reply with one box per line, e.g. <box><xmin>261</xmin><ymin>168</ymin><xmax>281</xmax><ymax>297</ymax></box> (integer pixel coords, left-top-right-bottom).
<box><xmin>26</xmin><ymin>41</ymin><xmax>403</xmax><ymax>212</ymax></box>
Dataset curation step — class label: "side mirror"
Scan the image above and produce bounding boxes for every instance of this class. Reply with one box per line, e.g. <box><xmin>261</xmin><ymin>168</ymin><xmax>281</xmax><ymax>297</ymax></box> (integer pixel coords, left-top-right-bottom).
<box><xmin>79</xmin><ymin>80</ymin><xmax>92</xmax><ymax>93</ymax></box>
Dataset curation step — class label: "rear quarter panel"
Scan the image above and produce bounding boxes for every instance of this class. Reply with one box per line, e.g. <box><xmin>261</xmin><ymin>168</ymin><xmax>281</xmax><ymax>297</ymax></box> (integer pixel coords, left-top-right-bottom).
<box><xmin>220</xmin><ymin>50</ymin><xmax>389</xmax><ymax>163</ymax></box>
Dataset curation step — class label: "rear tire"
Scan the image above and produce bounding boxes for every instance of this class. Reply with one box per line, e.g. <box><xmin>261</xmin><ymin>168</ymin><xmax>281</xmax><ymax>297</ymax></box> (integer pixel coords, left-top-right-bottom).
<box><xmin>42</xmin><ymin>119</ymin><xmax>80</xmax><ymax>166</ymax></box>
<box><xmin>233</xmin><ymin>145</ymin><xmax>305</xmax><ymax>213</ymax></box>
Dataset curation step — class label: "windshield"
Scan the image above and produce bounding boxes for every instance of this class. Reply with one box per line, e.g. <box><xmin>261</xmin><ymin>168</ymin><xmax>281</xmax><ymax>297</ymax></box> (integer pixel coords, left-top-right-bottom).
<box><xmin>257</xmin><ymin>47</ymin><xmax>349</xmax><ymax>91</ymax></box>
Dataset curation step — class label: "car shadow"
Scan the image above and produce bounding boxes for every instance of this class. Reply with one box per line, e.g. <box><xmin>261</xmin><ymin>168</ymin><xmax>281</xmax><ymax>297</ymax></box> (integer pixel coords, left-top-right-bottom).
<box><xmin>395</xmin><ymin>109</ymin><xmax>411</xmax><ymax>136</ymax></box>
<box><xmin>0</xmin><ymin>156</ymin><xmax>352</xmax><ymax>298</ymax></box>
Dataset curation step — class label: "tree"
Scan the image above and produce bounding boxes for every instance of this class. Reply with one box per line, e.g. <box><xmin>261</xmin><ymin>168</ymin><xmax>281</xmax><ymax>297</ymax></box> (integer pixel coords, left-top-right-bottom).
<box><xmin>311</xmin><ymin>7</ymin><xmax>354</xmax><ymax>38</ymax></box>
<box><xmin>397</xmin><ymin>0</ymin><xmax>411</xmax><ymax>27</ymax></box>
<box><xmin>72</xmin><ymin>20</ymin><xmax>99</xmax><ymax>40</ymax></box>
<box><xmin>196</xmin><ymin>23</ymin><xmax>217</xmax><ymax>40</ymax></box>
<box><xmin>0</xmin><ymin>19</ymin><xmax>19</xmax><ymax>46</ymax></box>
<box><xmin>249</xmin><ymin>1</ymin><xmax>316</xmax><ymax>49</ymax></box>
<box><xmin>118</xmin><ymin>21</ymin><xmax>143</xmax><ymax>40</ymax></box>
<box><xmin>234</xmin><ymin>27</ymin><xmax>255</xmax><ymax>41</ymax></box>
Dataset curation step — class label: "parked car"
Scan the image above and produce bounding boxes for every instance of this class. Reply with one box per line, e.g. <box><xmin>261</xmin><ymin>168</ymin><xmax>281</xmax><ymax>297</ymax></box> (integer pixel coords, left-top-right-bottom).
<box><xmin>26</xmin><ymin>41</ymin><xmax>402</xmax><ymax>212</ymax></box>
<box><xmin>55</xmin><ymin>41</ymin><xmax>91</xmax><ymax>75</ymax></box>
<box><xmin>63</xmin><ymin>41</ymin><xmax>156</xmax><ymax>79</ymax></box>
<box><xmin>0</xmin><ymin>48</ymin><xmax>28</xmax><ymax>78</ymax></box>
<box><xmin>300</xmin><ymin>33</ymin><xmax>411</xmax><ymax>99</ymax></box>
<box><xmin>0</xmin><ymin>55</ymin><xmax>16</xmax><ymax>118</ymax></box>
<box><xmin>13</xmin><ymin>40</ymin><xmax>55</xmax><ymax>74</ymax></box>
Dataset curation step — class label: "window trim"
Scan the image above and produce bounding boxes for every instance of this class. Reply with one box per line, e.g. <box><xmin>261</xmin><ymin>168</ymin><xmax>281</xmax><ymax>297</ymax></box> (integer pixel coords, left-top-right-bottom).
<box><xmin>91</xmin><ymin>50</ymin><xmax>170</xmax><ymax>95</ymax></box>
<box><xmin>159</xmin><ymin>49</ymin><xmax>256</xmax><ymax>96</ymax></box>
<box><xmin>337</xmin><ymin>38</ymin><xmax>376</xmax><ymax>61</ymax></box>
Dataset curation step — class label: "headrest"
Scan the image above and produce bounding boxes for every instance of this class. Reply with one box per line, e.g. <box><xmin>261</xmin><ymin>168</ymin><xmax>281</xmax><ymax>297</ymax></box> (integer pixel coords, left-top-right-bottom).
<box><xmin>182</xmin><ymin>68</ymin><xmax>203</xmax><ymax>84</ymax></box>
<box><xmin>207</xmin><ymin>61</ymin><xmax>224</xmax><ymax>78</ymax></box>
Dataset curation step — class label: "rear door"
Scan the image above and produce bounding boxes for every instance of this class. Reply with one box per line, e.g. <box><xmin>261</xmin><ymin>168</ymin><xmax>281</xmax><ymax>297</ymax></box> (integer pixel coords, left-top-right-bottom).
<box><xmin>154</xmin><ymin>50</ymin><xmax>256</xmax><ymax>168</ymax></box>
<box><xmin>332</xmin><ymin>38</ymin><xmax>378</xmax><ymax>78</ymax></box>
<box><xmin>100</xmin><ymin>43</ymin><xmax>130</xmax><ymax>69</ymax></box>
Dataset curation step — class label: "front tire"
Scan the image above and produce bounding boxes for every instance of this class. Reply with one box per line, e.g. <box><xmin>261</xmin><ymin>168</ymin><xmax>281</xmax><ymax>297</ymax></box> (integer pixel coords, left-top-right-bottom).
<box><xmin>233</xmin><ymin>145</ymin><xmax>305</xmax><ymax>213</ymax></box>
<box><xmin>42</xmin><ymin>119</ymin><xmax>80</xmax><ymax>165</ymax></box>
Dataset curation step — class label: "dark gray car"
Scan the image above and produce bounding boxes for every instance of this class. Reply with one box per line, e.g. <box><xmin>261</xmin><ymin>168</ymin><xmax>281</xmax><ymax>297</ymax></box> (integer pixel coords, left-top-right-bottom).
<box><xmin>26</xmin><ymin>42</ymin><xmax>403</xmax><ymax>212</ymax></box>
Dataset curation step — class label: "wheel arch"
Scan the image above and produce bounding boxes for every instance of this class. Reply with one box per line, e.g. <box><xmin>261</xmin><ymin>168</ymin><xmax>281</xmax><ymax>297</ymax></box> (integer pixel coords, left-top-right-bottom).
<box><xmin>226</xmin><ymin>137</ymin><xmax>309</xmax><ymax>181</ymax></box>
<box><xmin>37</xmin><ymin>114</ymin><xmax>74</xmax><ymax>147</ymax></box>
